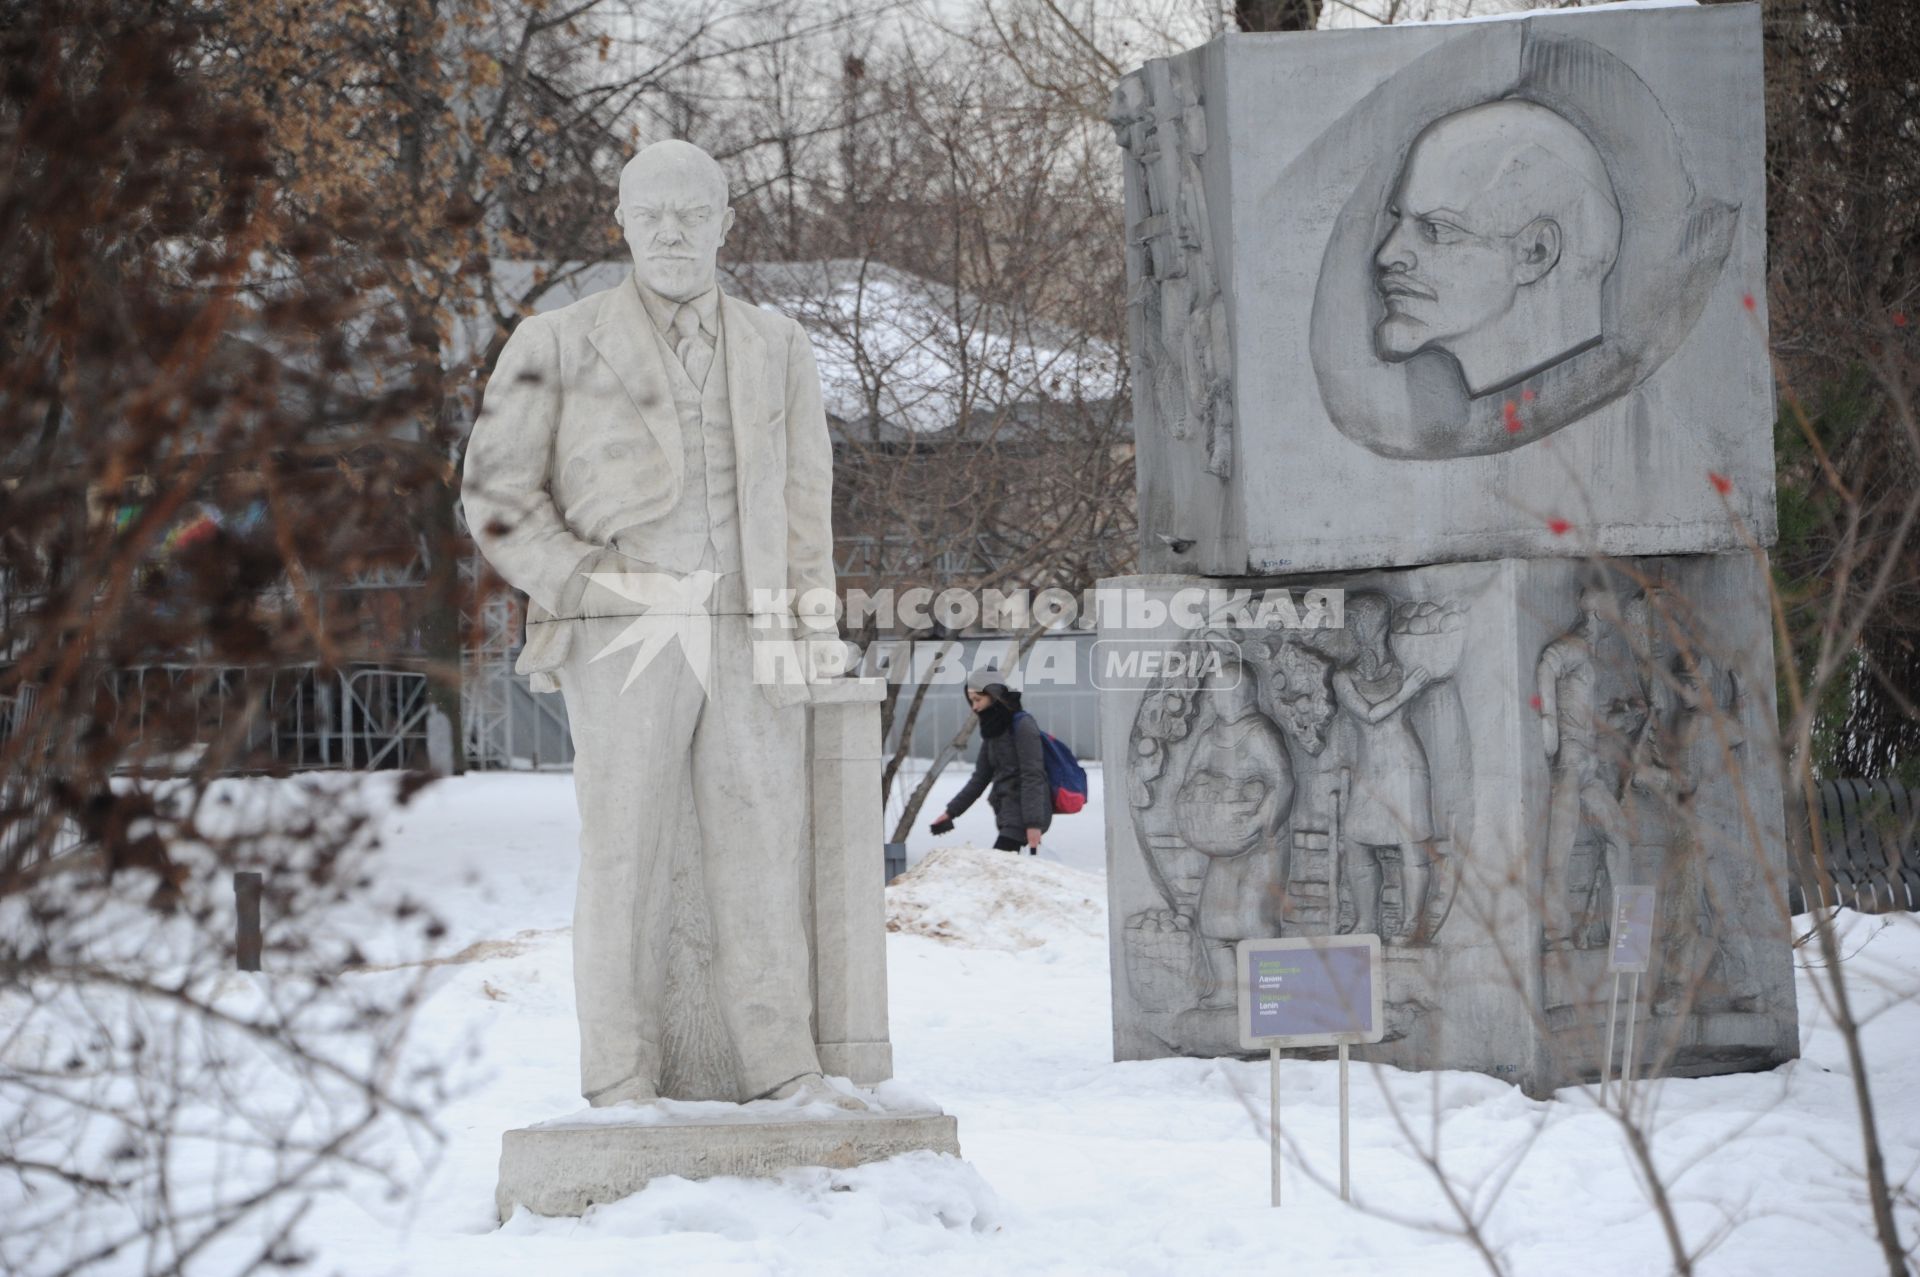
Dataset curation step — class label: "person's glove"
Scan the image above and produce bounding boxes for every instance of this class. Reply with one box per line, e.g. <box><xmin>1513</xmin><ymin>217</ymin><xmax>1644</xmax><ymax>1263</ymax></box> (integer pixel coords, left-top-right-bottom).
<box><xmin>929</xmin><ymin>814</ymin><xmax>955</xmax><ymax>836</ymax></box>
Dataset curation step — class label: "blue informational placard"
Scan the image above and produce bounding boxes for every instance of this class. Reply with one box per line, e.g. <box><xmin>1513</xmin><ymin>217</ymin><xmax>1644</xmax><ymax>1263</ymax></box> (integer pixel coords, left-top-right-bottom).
<box><xmin>1608</xmin><ymin>886</ymin><xmax>1657</xmax><ymax>973</ymax></box>
<box><xmin>1236</xmin><ymin>935</ymin><xmax>1385</xmax><ymax>1049</ymax></box>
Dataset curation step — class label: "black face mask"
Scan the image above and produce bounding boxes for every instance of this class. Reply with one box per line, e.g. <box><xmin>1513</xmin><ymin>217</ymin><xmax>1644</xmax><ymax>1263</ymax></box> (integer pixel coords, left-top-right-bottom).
<box><xmin>977</xmin><ymin>700</ymin><xmax>1014</xmax><ymax>738</ymax></box>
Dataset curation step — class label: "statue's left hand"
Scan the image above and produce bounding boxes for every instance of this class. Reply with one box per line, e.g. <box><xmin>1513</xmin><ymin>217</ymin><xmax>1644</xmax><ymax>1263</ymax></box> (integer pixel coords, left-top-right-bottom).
<box><xmin>803</xmin><ymin>637</ymin><xmax>853</xmax><ymax>682</ymax></box>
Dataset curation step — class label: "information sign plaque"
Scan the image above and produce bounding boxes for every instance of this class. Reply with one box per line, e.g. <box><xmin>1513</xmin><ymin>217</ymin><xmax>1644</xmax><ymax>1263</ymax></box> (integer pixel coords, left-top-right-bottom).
<box><xmin>1236</xmin><ymin>935</ymin><xmax>1384</xmax><ymax>1207</ymax></box>
<box><xmin>1237</xmin><ymin>935</ymin><xmax>1385</xmax><ymax>1050</ymax></box>
<box><xmin>1601</xmin><ymin>885</ymin><xmax>1658</xmax><ymax>1106</ymax></box>
<box><xmin>1608</xmin><ymin>886</ymin><xmax>1657</xmax><ymax>973</ymax></box>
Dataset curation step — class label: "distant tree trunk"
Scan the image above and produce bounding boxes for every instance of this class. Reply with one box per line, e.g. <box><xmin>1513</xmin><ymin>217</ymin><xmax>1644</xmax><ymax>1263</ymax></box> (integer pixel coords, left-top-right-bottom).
<box><xmin>419</xmin><ymin>475</ymin><xmax>467</xmax><ymax>774</ymax></box>
<box><xmin>1236</xmin><ymin>0</ymin><xmax>1319</xmax><ymax>32</ymax></box>
<box><xmin>881</xmin><ymin>637</ymin><xmax>958</xmax><ymax>804</ymax></box>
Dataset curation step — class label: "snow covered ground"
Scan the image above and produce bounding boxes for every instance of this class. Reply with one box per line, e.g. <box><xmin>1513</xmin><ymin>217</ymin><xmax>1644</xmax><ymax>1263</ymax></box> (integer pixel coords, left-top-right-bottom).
<box><xmin>30</xmin><ymin>768</ymin><xmax>1920</xmax><ymax>1274</ymax></box>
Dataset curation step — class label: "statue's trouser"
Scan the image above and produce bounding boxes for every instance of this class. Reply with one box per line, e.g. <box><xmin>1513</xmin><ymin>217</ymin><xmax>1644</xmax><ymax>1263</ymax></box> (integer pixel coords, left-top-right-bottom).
<box><xmin>557</xmin><ymin>594</ymin><xmax>817</xmax><ymax>1103</ymax></box>
<box><xmin>1542</xmin><ymin>749</ymin><xmax>1629</xmax><ymax>946</ymax></box>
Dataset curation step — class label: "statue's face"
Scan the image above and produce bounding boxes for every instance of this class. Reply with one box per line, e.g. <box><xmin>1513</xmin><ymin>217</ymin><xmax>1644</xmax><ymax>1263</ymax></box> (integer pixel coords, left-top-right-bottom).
<box><xmin>1373</xmin><ymin>135</ymin><xmax>1524</xmax><ymax>361</ymax></box>
<box><xmin>1203</xmin><ymin>655</ymin><xmax>1254</xmax><ymax>717</ymax></box>
<box><xmin>619</xmin><ymin>156</ymin><xmax>733</xmax><ymax>303</ymax></box>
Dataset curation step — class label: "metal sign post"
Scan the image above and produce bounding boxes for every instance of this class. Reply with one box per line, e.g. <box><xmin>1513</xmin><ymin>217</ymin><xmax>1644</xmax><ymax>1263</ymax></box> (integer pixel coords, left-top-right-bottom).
<box><xmin>1237</xmin><ymin>935</ymin><xmax>1384</xmax><ymax>1207</ymax></box>
<box><xmin>1269</xmin><ymin>1044</ymin><xmax>1282</xmax><ymax>1207</ymax></box>
<box><xmin>1339</xmin><ymin>1041</ymin><xmax>1350</xmax><ymax>1201</ymax></box>
<box><xmin>1599</xmin><ymin>885</ymin><xmax>1656</xmax><ymax>1107</ymax></box>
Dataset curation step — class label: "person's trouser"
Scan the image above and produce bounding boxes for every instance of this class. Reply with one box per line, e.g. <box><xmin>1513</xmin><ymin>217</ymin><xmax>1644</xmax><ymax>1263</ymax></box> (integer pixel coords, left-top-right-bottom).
<box><xmin>558</xmin><ymin>604</ymin><xmax>818</xmax><ymax>1102</ymax></box>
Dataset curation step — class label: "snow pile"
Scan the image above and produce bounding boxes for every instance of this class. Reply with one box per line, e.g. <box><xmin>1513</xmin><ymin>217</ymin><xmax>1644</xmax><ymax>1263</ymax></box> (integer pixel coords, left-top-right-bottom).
<box><xmin>889</xmin><ymin>760</ymin><xmax>1110</xmax><ymax>877</ymax></box>
<box><xmin>885</xmin><ymin>846</ymin><xmax>1106</xmax><ymax>950</ymax></box>
<box><xmin>16</xmin><ymin>771</ymin><xmax>1915</xmax><ymax>1276</ymax></box>
<box><xmin>500</xmin><ymin>1151</ymin><xmax>1002</xmax><ymax>1249</ymax></box>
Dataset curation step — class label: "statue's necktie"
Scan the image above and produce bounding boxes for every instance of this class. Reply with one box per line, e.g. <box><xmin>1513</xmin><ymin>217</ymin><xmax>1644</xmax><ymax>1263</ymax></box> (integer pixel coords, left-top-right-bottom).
<box><xmin>671</xmin><ymin>304</ymin><xmax>714</xmax><ymax>388</ymax></box>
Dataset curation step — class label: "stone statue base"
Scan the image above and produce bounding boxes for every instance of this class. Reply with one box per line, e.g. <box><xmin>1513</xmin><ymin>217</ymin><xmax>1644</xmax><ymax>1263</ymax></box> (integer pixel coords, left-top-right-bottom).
<box><xmin>495</xmin><ymin>1101</ymin><xmax>962</xmax><ymax>1220</ymax></box>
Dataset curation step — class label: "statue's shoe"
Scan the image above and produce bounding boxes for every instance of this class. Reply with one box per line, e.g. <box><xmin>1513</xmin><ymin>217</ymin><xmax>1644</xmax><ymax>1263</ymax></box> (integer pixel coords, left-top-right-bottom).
<box><xmin>763</xmin><ymin>1072</ymin><xmax>869</xmax><ymax>1111</ymax></box>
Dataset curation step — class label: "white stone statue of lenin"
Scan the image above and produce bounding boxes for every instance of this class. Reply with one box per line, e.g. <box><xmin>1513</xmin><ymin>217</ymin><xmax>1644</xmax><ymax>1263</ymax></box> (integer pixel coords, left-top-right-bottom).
<box><xmin>462</xmin><ymin>140</ymin><xmax>860</xmax><ymax>1110</ymax></box>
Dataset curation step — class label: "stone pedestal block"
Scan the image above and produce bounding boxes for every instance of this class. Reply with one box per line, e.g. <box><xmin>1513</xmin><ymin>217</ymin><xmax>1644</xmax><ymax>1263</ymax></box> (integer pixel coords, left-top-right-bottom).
<box><xmin>496</xmin><ymin>1107</ymin><xmax>961</xmax><ymax>1220</ymax></box>
<box><xmin>807</xmin><ymin>677</ymin><xmax>894</xmax><ymax>1084</ymax></box>
<box><xmin>1115</xmin><ymin>3</ymin><xmax>1772</xmax><ymax>576</ymax></box>
<box><xmin>1098</xmin><ymin>558</ymin><xmax>1796</xmax><ymax>1097</ymax></box>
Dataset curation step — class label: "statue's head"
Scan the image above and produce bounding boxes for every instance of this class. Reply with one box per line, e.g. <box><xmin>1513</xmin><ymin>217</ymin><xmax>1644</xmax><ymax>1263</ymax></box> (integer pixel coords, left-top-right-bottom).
<box><xmin>616</xmin><ymin>140</ymin><xmax>734</xmax><ymax>303</ymax></box>
<box><xmin>1345</xmin><ymin>592</ymin><xmax>1393</xmax><ymax>660</ymax></box>
<box><xmin>1201</xmin><ymin>644</ymin><xmax>1255</xmax><ymax>719</ymax></box>
<box><xmin>1574</xmin><ymin>577</ymin><xmax>1618</xmax><ymax>631</ymax></box>
<box><xmin>1373</xmin><ymin>99</ymin><xmax>1621</xmax><ymax>398</ymax></box>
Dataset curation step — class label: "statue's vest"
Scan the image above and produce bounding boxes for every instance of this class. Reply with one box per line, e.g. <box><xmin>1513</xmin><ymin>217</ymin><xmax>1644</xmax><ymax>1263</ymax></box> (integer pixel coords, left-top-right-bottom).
<box><xmin>632</xmin><ymin>316</ymin><xmax>744</xmax><ymax>611</ymax></box>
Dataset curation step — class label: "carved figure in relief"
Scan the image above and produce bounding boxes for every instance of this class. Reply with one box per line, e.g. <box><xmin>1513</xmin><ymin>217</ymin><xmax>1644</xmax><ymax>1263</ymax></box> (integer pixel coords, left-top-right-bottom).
<box><xmin>1121</xmin><ymin>596</ymin><xmax>1473</xmax><ymax>1047</ymax></box>
<box><xmin>1374</xmin><ymin>99</ymin><xmax>1623</xmax><ymax>399</ymax></box>
<box><xmin>1122</xmin><ymin>635</ymin><xmax>1316</xmax><ymax>1019</ymax></box>
<box><xmin>1123</xmin><ymin>677</ymin><xmax>1209</xmax><ymax>1012</ymax></box>
<box><xmin>1536</xmin><ymin>581</ymin><xmax>1634</xmax><ymax>951</ymax></box>
<box><xmin>1175</xmin><ymin>649</ymin><xmax>1293</xmax><ymax>1006</ymax></box>
<box><xmin>1112</xmin><ymin>63</ymin><xmax>1234</xmax><ymax>478</ymax></box>
<box><xmin>1646</xmin><ymin>652</ymin><xmax>1761</xmax><ymax>1018</ymax></box>
<box><xmin>1309</xmin><ymin>29</ymin><xmax>1741</xmax><ymax>460</ymax></box>
<box><xmin>1327</xmin><ymin>593</ymin><xmax>1443</xmax><ymax>945</ymax></box>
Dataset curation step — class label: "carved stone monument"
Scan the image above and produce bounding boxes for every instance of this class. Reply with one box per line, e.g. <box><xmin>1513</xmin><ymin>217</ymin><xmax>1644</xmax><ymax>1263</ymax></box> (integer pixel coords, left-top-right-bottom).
<box><xmin>464</xmin><ymin>139</ymin><xmax>956</xmax><ymax>1215</ymax></box>
<box><xmin>1114</xmin><ymin>3</ymin><xmax>1772</xmax><ymax>577</ymax></box>
<box><xmin>1103</xmin><ymin>4</ymin><xmax>1797</xmax><ymax>1097</ymax></box>
<box><xmin>1100</xmin><ymin>562</ymin><xmax>1795</xmax><ymax>1094</ymax></box>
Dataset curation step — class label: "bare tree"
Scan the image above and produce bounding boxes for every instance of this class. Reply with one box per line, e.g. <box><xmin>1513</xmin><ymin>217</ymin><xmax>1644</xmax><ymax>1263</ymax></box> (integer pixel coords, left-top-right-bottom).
<box><xmin>1</xmin><ymin>4</ymin><xmax>452</xmax><ymax>1271</ymax></box>
<box><xmin>692</xmin><ymin>14</ymin><xmax>1137</xmax><ymax>819</ymax></box>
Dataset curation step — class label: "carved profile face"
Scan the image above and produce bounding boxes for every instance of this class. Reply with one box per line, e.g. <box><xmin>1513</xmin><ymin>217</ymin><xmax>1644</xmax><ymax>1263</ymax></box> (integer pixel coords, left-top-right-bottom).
<box><xmin>1373</xmin><ymin>100</ymin><xmax>1622</xmax><ymax>399</ymax></box>
<box><xmin>617</xmin><ymin>141</ymin><xmax>735</xmax><ymax>303</ymax></box>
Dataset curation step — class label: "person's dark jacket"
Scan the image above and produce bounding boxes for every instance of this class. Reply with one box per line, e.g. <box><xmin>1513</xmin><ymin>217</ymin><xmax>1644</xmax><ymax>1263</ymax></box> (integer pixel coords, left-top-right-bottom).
<box><xmin>947</xmin><ymin>711</ymin><xmax>1053</xmax><ymax>839</ymax></box>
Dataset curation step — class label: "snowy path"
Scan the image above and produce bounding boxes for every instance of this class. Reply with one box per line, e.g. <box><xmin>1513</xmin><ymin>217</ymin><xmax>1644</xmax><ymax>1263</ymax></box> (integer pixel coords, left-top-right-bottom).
<box><xmin>273</xmin><ymin>774</ymin><xmax>1919</xmax><ymax>1275</ymax></box>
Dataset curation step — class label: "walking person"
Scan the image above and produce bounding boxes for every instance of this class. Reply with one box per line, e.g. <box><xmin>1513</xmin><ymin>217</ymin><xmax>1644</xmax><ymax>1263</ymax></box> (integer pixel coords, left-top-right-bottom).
<box><xmin>929</xmin><ymin>669</ymin><xmax>1052</xmax><ymax>853</ymax></box>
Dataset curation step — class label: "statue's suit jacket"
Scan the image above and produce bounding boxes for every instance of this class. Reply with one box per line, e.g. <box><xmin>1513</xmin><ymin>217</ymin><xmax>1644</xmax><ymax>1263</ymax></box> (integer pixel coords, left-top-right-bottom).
<box><xmin>462</xmin><ymin>274</ymin><xmax>836</xmax><ymax>703</ymax></box>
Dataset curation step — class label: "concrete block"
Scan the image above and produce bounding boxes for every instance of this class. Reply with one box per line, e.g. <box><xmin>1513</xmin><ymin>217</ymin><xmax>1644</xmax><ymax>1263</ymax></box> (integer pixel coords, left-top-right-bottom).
<box><xmin>808</xmin><ymin>685</ymin><xmax>894</xmax><ymax>1085</ymax></box>
<box><xmin>1115</xmin><ymin>3</ymin><xmax>1773</xmax><ymax>575</ymax></box>
<box><xmin>496</xmin><ymin>1107</ymin><xmax>961</xmax><ymax>1219</ymax></box>
<box><xmin>808</xmin><ymin>676</ymin><xmax>887</xmax><ymax>760</ymax></box>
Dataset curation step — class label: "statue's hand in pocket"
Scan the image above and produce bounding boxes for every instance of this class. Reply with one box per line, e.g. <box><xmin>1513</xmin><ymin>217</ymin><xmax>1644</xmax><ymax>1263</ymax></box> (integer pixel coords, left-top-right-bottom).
<box><xmin>577</xmin><ymin>546</ymin><xmax>661</xmax><ymax>617</ymax></box>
